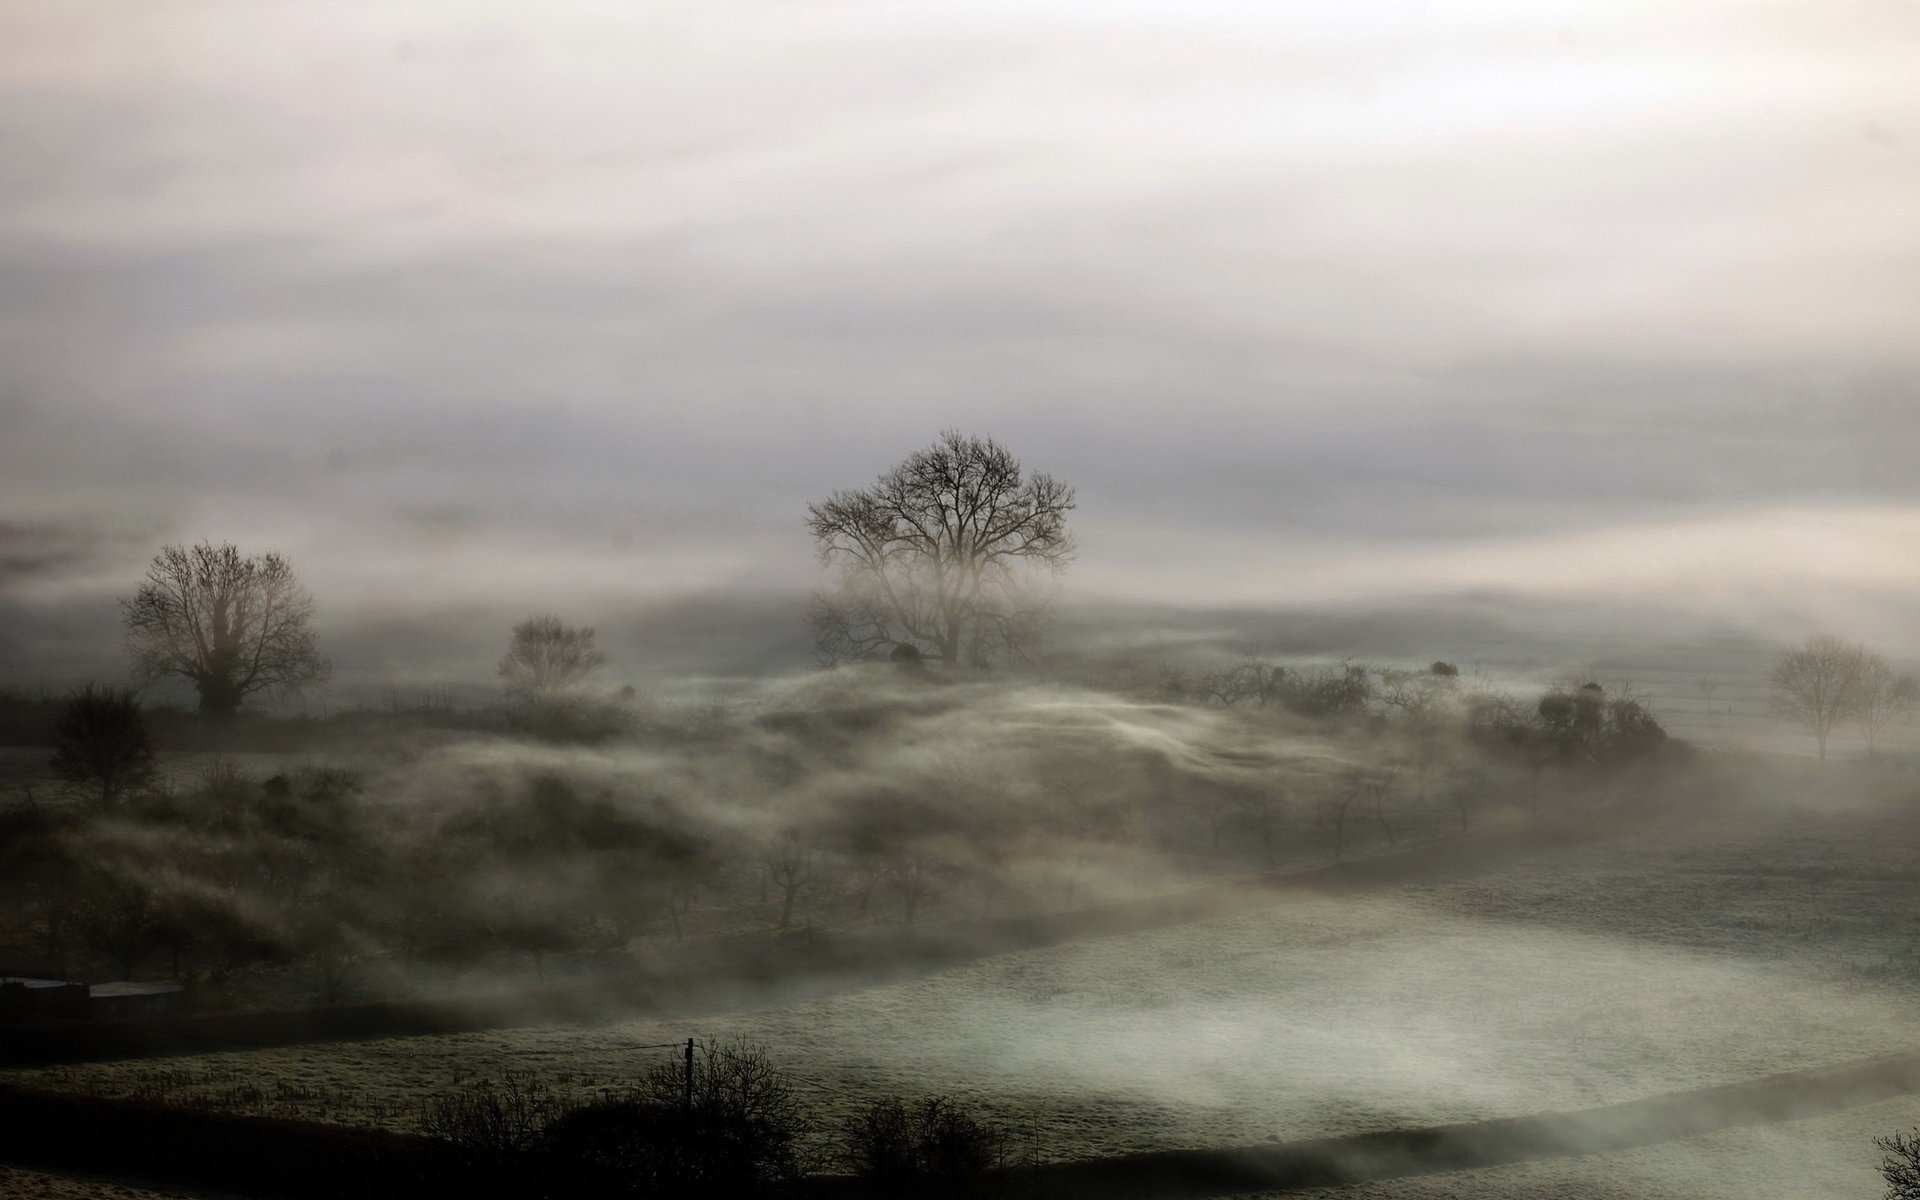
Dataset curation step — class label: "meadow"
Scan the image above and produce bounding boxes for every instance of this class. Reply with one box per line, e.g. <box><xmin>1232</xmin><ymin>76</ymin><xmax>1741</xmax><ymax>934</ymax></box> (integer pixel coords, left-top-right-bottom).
<box><xmin>10</xmin><ymin>753</ymin><xmax>1919</xmax><ymax>1196</ymax></box>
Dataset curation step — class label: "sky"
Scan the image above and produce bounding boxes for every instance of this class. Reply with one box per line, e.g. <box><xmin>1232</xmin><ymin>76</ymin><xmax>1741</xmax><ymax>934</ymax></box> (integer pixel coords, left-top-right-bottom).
<box><xmin>2</xmin><ymin>1</ymin><xmax>1918</xmax><ymax>657</ymax></box>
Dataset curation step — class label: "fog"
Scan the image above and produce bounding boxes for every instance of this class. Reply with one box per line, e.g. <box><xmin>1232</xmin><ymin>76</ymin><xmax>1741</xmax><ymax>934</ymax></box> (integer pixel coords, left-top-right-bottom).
<box><xmin>3</xmin><ymin>3</ymin><xmax>1919</xmax><ymax>1199</ymax></box>
<box><xmin>4</xmin><ymin>0</ymin><xmax>1920</xmax><ymax>648</ymax></box>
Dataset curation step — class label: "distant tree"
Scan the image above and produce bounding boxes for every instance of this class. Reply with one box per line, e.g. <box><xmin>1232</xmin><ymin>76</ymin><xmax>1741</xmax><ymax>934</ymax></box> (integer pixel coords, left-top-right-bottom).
<box><xmin>1377</xmin><ymin>662</ymin><xmax>1461</xmax><ymax>727</ymax></box>
<box><xmin>764</xmin><ymin>830</ymin><xmax>813</xmax><ymax>931</ymax></box>
<box><xmin>1535</xmin><ymin>681</ymin><xmax>1665</xmax><ymax>767</ymax></box>
<box><xmin>1536</xmin><ymin>682</ymin><xmax>1606</xmax><ymax>759</ymax></box>
<box><xmin>48</xmin><ymin>685</ymin><xmax>154</xmax><ymax>811</ymax></box>
<box><xmin>806</xmin><ymin>431</ymin><xmax>1075</xmax><ymax>667</ymax></box>
<box><xmin>1771</xmin><ymin>635</ymin><xmax>1868</xmax><ymax>761</ymax></box>
<box><xmin>499</xmin><ymin>616</ymin><xmax>609</xmax><ymax>704</ymax></box>
<box><xmin>123</xmin><ymin>541</ymin><xmax>330</xmax><ymax>718</ymax></box>
<box><xmin>1696</xmin><ymin>677</ymin><xmax>1721</xmax><ymax>718</ymax></box>
<box><xmin>1325</xmin><ymin>781</ymin><xmax>1366</xmax><ymax>861</ymax></box>
<box><xmin>1855</xmin><ymin>651</ymin><xmax>1916</xmax><ymax>757</ymax></box>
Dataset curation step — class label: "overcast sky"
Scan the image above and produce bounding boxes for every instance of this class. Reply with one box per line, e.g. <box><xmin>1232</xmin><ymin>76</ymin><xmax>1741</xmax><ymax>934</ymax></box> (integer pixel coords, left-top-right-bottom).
<box><xmin>3</xmin><ymin>1</ymin><xmax>1918</xmax><ymax>642</ymax></box>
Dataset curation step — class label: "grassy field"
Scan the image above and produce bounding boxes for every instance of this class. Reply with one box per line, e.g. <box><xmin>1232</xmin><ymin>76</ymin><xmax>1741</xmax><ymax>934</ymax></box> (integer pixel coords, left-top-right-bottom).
<box><xmin>10</xmin><ymin>757</ymin><xmax>1920</xmax><ymax>1198</ymax></box>
<box><xmin>0</xmin><ymin>1164</ymin><xmax>233</xmax><ymax>1200</ymax></box>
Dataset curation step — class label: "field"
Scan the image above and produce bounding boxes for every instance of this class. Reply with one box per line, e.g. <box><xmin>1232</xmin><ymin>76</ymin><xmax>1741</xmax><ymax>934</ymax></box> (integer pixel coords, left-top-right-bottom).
<box><xmin>10</xmin><ymin>755</ymin><xmax>1920</xmax><ymax>1195</ymax></box>
<box><xmin>0</xmin><ymin>1164</ymin><xmax>230</xmax><ymax>1200</ymax></box>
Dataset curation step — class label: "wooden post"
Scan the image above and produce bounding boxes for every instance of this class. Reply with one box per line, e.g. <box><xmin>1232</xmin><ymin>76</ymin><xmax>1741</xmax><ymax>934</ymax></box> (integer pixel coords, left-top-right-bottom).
<box><xmin>683</xmin><ymin>1037</ymin><xmax>694</xmax><ymax>1113</ymax></box>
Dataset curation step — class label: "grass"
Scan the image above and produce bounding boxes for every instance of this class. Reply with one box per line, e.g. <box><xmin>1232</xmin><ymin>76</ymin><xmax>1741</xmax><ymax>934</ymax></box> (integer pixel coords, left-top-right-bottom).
<box><xmin>13</xmin><ymin>770</ymin><xmax>1920</xmax><ymax>1172</ymax></box>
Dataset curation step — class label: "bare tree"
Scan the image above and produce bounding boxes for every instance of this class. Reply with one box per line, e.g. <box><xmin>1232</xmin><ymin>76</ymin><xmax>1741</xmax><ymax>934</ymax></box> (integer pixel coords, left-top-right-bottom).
<box><xmin>1855</xmin><ymin>651</ymin><xmax>1916</xmax><ymax>757</ymax></box>
<box><xmin>48</xmin><ymin>686</ymin><xmax>154</xmax><ymax>811</ymax></box>
<box><xmin>123</xmin><ymin>541</ymin><xmax>330</xmax><ymax>718</ymax></box>
<box><xmin>1879</xmin><ymin>1128</ymin><xmax>1920</xmax><ymax>1200</ymax></box>
<box><xmin>1695</xmin><ymin>677</ymin><xmax>1720</xmax><ymax>719</ymax></box>
<box><xmin>806</xmin><ymin>431</ymin><xmax>1075</xmax><ymax>667</ymax></box>
<box><xmin>764</xmin><ymin>830</ymin><xmax>813</xmax><ymax>930</ymax></box>
<box><xmin>1325</xmin><ymin>783</ymin><xmax>1365</xmax><ymax>862</ymax></box>
<box><xmin>499</xmin><ymin>616</ymin><xmax>609</xmax><ymax>704</ymax></box>
<box><xmin>1771</xmin><ymin>635</ymin><xmax>1868</xmax><ymax>762</ymax></box>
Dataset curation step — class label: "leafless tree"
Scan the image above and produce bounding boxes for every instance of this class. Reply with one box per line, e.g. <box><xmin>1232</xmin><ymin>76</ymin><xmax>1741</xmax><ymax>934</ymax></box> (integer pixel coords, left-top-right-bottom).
<box><xmin>1695</xmin><ymin>677</ymin><xmax>1720</xmax><ymax>719</ymax></box>
<box><xmin>1325</xmin><ymin>782</ymin><xmax>1365</xmax><ymax>861</ymax></box>
<box><xmin>764</xmin><ymin>831</ymin><xmax>813</xmax><ymax>930</ymax></box>
<box><xmin>806</xmin><ymin>431</ymin><xmax>1074</xmax><ymax>667</ymax></box>
<box><xmin>48</xmin><ymin>686</ymin><xmax>154</xmax><ymax>811</ymax></box>
<box><xmin>499</xmin><ymin>616</ymin><xmax>609</xmax><ymax>704</ymax></box>
<box><xmin>1377</xmin><ymin>662</ymin><xmax>1461</xmax><ymax>728</ymax></box>
<box><xmin>1855</xmin><ymin>651</ymin><xmax>1917</xmax><ymax>757</ymax></box>
<box><xmin>1771</xmin><ymin>635</ymin><xmax>1868</xmax><ymax>762</ymax></box>
<box><xmin>123</xmin><ymin>541</ymin><xmax>330</xmax><ymax>718</ymax></box>
<box><xmin>1879</xmin><ymin>1128</ymin><xmax>1920</xmax><ymax>1199</ymax></box>
<box><xmin>884</xmin><ymin>852</ymin><xmax>941</xmax><ymax>929</ymax></box>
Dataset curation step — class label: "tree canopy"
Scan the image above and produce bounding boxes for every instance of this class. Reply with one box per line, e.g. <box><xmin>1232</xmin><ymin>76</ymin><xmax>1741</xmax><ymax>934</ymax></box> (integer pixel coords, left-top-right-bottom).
<box><xmin>806</xmin><ymin>431</ymin><xmax>1075</xmax><ymax>667</ymax></box>
<box><xmin>123</xmin><ymin>541</ymin><xmax>330</xmax><ymax>718</ymax></box>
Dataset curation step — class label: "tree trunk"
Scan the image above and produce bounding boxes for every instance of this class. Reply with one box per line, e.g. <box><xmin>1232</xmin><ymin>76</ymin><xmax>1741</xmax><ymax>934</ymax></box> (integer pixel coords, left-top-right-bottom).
<box><xmin>197</xmin><ymin>678</ymin><xmax>243</xmax><ymax>720</ymax></box>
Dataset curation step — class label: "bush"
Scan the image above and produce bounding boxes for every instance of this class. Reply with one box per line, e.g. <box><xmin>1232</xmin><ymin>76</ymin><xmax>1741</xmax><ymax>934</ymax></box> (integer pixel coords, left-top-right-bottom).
<box><xmin>48</xmin><ymin>685</ymin><xmax>155</xmax><ymax>810</ymax></box>
<box><xmin>420</xmin><ymin>1071</ymin><xmax>571</xmax><ymax>1176</ymax></box>
<box><xmin>844</xmin><ymin>1095</ymin><xmax>1010</xmax><ymax>1198</ymax></box>
<box><xmin>418</xmin><ymin>1040</ymin><xmax>812</xmax><ymax>1199</ymax></box>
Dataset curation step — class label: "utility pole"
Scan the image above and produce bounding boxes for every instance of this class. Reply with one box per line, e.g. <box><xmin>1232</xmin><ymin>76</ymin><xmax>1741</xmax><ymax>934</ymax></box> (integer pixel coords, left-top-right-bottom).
<box><xmin>683</xmin><ymin>1037</ymin><xmax>695</xmax><ymax>1113</ymax></box>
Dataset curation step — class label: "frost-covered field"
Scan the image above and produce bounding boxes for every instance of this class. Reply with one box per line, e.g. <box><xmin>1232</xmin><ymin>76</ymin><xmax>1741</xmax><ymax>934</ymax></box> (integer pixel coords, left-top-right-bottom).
<box><xmin>10</xmin><ymin>761</ymin><xmax>1920</xmax><ymax>1193</ymax></box>
<box><xmin>1280</xmin><ymin>1097</ymin><xmax>1915</xmax><ymax>1200</ymax></box>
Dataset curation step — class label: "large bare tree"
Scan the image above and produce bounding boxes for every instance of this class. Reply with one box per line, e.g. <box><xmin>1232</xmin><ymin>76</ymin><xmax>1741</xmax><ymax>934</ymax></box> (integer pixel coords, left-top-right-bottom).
<box><xmin>124</xmin><ymin>541</ymin><xmax>330</xmax><ymax>718</ymax></box>
<box><xmin>1771</xmin><ymin>635</ymin><xmax>1867</xmax><ymax>761</ymax></box>
<box><xmin>805</xmin><ymin>431</ymin><xmax>1075</xmax><ymax>667</ymax></box>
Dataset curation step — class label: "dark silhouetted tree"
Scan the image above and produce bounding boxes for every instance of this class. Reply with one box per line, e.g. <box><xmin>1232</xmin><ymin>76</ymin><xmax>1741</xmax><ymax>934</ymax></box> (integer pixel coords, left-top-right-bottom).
<box><xmin>499</xmin><ymin>615</ymin><xmax>609</xmax><ymax>704</ymax></box>
<box><xmin>123</xmin><ymin>541</ymin><xmax>329</xmax><ymax>718</ymax></box>
<box><xmin>1772</xmin><ymin>635</ymin><xmax>1867</xmax><ymax>761</ymax></box>
<box><xmin>1879</xmin><ymin>1128</ymin><xmax>1920</xmax><ymax>1199</ymax></box>
<box><xmin>48</xmin><ymin>685</ymin><xmax>154</xmax><ymax>811</ymax></box>
<box><xmin>807</xmin><ymin>431</ymin><xmax>1074</xmax><ymax>667</ymax></box>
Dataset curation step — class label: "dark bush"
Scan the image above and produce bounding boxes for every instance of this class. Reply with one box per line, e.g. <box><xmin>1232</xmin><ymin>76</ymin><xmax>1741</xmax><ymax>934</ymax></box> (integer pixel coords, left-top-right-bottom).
<box><xmin>844</xmin><ymin>1094</ymin><xmax>1010</xmax><ymax>1198</ymax></box>
<box><xmin>48</xmin><ymin>684</ymin><xmax>155</xmax><ymax>810</ymax></box>
<box><xmin>418</xmin><ymin>1040</ymin><xmax>811</xmax><ymax>1199</ymax></box>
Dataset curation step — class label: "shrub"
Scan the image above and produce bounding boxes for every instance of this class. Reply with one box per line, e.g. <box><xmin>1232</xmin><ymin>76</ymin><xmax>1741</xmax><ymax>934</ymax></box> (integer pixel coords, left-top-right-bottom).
<box><xmin>420</xmin><ymin>1071</ymin><xmax>571</xmax><ymax>1175</ymax></box>
<box><xmin>418</xmin><ymin>1041</ymin><xmax>813</xmax><ymax>1199</ymax></box>
<box><xmin>844</xmin><ymin>1095</ymin><xmax>1009</xmax><ymax>1198</ymax></box>
<box><xmin>48</xmin><ymin>685</ymin><xmax>155</xmax><ymax>810</ymax></box>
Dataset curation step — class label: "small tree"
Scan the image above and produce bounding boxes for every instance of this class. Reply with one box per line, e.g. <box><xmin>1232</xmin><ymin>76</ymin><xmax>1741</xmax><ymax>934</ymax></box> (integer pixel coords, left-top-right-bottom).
<box><xmin>1856</xmin><ymin>651</ymin><xmax>1916</xmax><ymax>757</ymax></box>
<box><xmin>499</xmin><ymin>616</ymin><xmax>609</xmax><ymax>705</ymax></box>
<box><xmin>48</xmin><ymin>686</ymin><xmax>154</xmax><ymax>810</ymax></box>
<box><xmin>764</xmin><ymin>830</ymin><xmax>813</xmax><ymax>931</ymax></box>
<box><xmin>123</xmin><ymin>541</ymin><xmax>329</xmax><ymax>718</ymax></box>
<box><xmin>1771</xmin><ymin>635</ymin><xmax>1868</xmax><ymax>761</ymax></box>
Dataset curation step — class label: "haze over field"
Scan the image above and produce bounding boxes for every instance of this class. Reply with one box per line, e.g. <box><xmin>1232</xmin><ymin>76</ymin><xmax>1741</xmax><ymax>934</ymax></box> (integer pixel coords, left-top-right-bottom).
<box><xmin>3</xmin><ymin>5</ymin><xmax>1920</xmax><ymax>1200</ymax></box>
